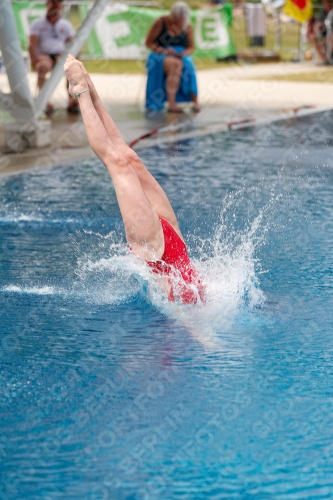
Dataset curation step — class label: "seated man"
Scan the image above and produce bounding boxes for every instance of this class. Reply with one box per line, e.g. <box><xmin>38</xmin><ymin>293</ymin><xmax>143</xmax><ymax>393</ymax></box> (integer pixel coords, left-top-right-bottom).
<box><xmin>307</xmin><ymin>0</ymin><xmax>333</xmax><ymax>64</ymax></box>
<box><xmin>29</xmin><ymin>0</ymin><xmax>78</xmax><ymax>114</ymax></box>
<box><xmin>145</xmin><ymin>1</ymin><xmax>200</xmax><ymax>113</ymax></box>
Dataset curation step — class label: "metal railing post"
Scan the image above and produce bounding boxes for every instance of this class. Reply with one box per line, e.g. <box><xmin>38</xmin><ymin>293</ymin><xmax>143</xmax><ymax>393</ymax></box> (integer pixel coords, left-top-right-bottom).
<box><xmin>274</xmin><ymin>7</ymin><xmax>282</xmax><ymax>53</ymax></box>
<box><xmin>0</xmin><ymin>0</ymin><xmax>35</xmax><ymax>121</ymax></box>
<box><xmin>325</xmin><ymin>8</ymin><xmax>333</xmax><ymax>63</ymax></box>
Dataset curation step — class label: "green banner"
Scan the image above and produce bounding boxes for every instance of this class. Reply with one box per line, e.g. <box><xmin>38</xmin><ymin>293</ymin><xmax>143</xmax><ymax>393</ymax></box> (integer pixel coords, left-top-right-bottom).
<box><xmin>12</xmin><ymin>2</ymin><xmax>236</xmax><ymax>60</ymax></box>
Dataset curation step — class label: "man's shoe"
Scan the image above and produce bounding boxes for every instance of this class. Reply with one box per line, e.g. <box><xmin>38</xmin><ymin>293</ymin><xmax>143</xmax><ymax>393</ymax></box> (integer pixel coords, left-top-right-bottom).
<box><xmin>67</xmin><ymin>105</ymin><xmax>80</xmax><ymax>114</ymax></box>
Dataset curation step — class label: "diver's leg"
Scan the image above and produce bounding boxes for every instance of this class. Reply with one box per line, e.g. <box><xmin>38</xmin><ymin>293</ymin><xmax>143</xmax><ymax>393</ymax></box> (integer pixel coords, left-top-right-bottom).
<box><xmin>78</xmin><ymin>61</ymin><xmax>184</xmax><ymax>241</ymax></box>
<box><xmin>64</xmin><ymin>55</ymin><xmax>164</xmax><ymax>260</ymax></box>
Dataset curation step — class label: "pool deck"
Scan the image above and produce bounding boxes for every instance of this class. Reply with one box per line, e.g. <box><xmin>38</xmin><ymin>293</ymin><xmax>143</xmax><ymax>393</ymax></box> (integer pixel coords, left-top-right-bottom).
<box><xmin>1</xmin><ymin>61</ymin><xmax>333</xmax><ymax>176</ymax></box>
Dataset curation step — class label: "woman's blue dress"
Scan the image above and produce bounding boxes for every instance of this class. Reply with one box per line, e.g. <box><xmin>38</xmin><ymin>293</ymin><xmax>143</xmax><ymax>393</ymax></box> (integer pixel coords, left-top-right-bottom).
<box><xmin>146</xmin><ymin>45</ymin><xmax>198</xmax><ymax>111</ymax></box>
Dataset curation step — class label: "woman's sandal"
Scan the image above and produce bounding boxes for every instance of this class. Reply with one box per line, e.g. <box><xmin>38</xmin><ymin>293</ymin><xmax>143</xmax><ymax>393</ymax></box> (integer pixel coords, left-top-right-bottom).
<box><xmin>167</xmin><ymin>107</ymin><xmax>184</xmax><ymax>113</ymax></box>
<box><xmin>44</xmin><ymin>102</ymin><xmax>55</xmax><ymax>116</ymax></box>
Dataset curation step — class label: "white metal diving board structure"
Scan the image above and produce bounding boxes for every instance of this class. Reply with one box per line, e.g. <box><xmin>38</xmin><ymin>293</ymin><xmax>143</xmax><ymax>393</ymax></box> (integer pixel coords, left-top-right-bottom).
<box><xmin>0</xmin><ymin>0</ymin><xmax>109</xmax><ymax>152</ymax></box>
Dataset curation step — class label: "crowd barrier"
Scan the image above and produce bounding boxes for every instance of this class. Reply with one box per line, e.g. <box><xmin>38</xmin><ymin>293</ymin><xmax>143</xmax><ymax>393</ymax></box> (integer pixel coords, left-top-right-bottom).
<box><xmin>2</xmin><ymin>2</ymin><xmax>333</xmax><ymax>64</ymax></box>
<box><xmin>232</xmin><ymin>4</ymin><xmax>333</xmax><ymax>63</ymax></box>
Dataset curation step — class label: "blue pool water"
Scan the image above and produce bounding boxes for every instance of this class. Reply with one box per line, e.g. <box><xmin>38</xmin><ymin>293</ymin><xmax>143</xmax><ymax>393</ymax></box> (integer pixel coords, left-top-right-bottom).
<box><xmin>1</xmin><ymin>112</ymin><xmax>333</xmax><ymax>499</ymax></box>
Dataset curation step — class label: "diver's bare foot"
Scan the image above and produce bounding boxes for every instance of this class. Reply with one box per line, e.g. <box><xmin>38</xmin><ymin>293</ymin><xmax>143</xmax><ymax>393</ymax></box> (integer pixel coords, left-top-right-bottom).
<box><xmin>64</xmin><ymin>54</ymin><xmax>88</xmax><ymax>99</ymax></box>
<box><xmin>77</xmin><ymin>60</ymin><xmax>89</xmax><ymax>81</ymax></box>
<box><xmin>77</xmin><ymin>61</ymin><xmax>97</xmax><ymax>99</ymax></box>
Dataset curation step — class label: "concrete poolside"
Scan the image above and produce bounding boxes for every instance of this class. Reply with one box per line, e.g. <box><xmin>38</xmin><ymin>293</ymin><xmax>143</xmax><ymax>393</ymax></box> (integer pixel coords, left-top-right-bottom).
<box><xmin>1</xmin><ymin>61</ymin><xmax>333</xmax><ymax>175</ymax></box>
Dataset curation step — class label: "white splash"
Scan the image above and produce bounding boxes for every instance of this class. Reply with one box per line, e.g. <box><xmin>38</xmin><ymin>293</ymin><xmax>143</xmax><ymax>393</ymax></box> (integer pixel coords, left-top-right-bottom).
<box><xmin>1</xmin><ymin>199</ymin><xmax>267</xmax><ymax>348</ymax></box>
<box><xmin>2</xmin><ymin>285</ymin><xmax>56</xmax><ymax>295</ymax></box>
<box><xmin>0</xmin><ymin>214</ymin><xmax>44</xmax><ymax>223</ymax></box>
<box><xmin>71</xmin><ymin>200</ymin><xmax>267</xmax><ymax>348</ymax></box>
<box><xmin>154</xmin><ymin>204</ymin><xmax>266</xmax><ymax>348</ymax></box>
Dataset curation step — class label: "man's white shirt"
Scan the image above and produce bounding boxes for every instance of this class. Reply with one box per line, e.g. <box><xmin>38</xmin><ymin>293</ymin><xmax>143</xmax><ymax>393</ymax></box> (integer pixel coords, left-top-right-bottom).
<box><xmin>30</xmin><ymin>16</ymin><xmax>75</xmax><ymax>55</ymax></box>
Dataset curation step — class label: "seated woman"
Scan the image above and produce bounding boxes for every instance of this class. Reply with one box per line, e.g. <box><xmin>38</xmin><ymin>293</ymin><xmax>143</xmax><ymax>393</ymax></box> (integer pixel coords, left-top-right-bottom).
<box><xmin>307</xmin><ymin>0</ymin><xmax>333</xmax><ymax>64</ymax></box>
<box><xmin>145</xmin><ymin>1</ymin><xmax>200</xmax><ymax>113</ymax></box>
<box><xmin>64</xmin><ymin>55</ymin><xmax>205</xmax><ymax>305</ymax></box>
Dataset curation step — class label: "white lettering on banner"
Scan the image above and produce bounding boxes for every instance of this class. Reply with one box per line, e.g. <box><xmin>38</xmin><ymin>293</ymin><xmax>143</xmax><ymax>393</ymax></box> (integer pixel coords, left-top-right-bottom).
<box><xmin>94</xmin><ymin>4</ymin><xmax>145</xmax><ymax>59</ymax></box>
<box><xmin>195</xmin><ymin>12</ymin><xmax>229</xmax><ymax>50</ymax></box>
<box><xmin>13</xmin><ymin>2</ymin><xmax>234</xmax><ymax>59</ymax></box>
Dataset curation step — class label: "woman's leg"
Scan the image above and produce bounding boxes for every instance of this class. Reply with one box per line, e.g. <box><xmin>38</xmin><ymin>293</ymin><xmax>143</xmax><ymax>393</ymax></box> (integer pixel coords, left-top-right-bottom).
<box><xmin>182</xmin><ymin>57</ymin><xmax>201</xmax><ymax>112</ymax></box>
<box><xmin>78</xmin><ymin>61</ymin><xmax>184</xmax><ymax>242</ymax></box>
<box><xmin>163</xmin><ymin>56</ymin><xmax>183</xmax><ymax>113</ymax></box>
<box><xmin>64</xmin><ymin>55</ymin><xmax>164</xmax><ymax>261</ymax></box>
<box><xmin>190</xmin><ymin>93</ymin><xmax>201</xmax><ymax>113</ymax></box>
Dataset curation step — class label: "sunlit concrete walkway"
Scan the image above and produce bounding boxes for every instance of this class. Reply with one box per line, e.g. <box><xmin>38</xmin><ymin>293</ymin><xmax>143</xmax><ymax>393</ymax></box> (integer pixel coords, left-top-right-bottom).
<box><xmin>1</xmin><ymin>62</ymin><xmax>333</xmax><ymax>175</ymax></box>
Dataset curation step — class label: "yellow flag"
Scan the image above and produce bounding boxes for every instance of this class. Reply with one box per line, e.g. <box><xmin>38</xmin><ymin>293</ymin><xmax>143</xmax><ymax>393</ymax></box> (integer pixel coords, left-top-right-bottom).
<box><xmin>284</xmin><ymin>0</ymin><xmax>313</xmax><ymax>23</ymax></box>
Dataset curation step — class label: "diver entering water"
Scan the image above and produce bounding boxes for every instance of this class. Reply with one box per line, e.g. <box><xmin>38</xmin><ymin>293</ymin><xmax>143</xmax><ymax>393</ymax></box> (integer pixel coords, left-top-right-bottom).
<box><xmin>64</xmin><ymin>55</ymin><xmax>205</xmax><ymax>305</ymax></box>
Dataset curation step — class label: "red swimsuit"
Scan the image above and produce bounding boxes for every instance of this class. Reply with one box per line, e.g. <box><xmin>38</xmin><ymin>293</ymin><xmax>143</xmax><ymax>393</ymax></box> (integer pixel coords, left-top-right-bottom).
<box><xmin>146</xmin><ymin>218</ymin><xmax>205</xmax><ymax>305</ymax></box>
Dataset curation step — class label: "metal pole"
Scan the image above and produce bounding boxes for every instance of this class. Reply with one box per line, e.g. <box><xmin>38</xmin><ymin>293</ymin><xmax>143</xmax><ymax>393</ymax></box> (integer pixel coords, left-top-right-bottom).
<box><xmin>35</xmin><ymin>0</ymin><xmax>110</xmax><ymax>117</ymax></box>
<box><xmin>0</xmin><ymin>90</ymin><xmax>14</xmax><ymax>112</ymax></box>
<box><xmin>274</xmin><ymin>8</ymin><xmax>282</xmax><ymax>52</ymax></box>
<box><xmin>299</xmin><ymin>21</ymin><xmax>307</xmax><ymax>62</ymax></box>
<box><xmin>0</xmin><ymin>0</ymin><xmax>35</xmax><ymax>121</ymax></box>
<box><xmin>325</xmin><ymin>9</ymin><xmax>333</xmax><ymax>63</ymax></box>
